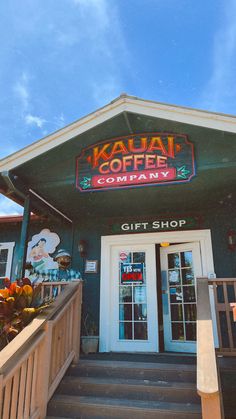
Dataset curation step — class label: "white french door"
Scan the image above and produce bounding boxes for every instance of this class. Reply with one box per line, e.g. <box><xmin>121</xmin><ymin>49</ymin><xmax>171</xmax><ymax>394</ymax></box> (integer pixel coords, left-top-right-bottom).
<box><xmin>160</xmin><ymin>242</ymin><xmax>202</xmax><ymax>353</ymax></box>
<box><xmin>110</xmin><ymin>244</ymin><xmax>158</xmax><ymax>352</ymax></box>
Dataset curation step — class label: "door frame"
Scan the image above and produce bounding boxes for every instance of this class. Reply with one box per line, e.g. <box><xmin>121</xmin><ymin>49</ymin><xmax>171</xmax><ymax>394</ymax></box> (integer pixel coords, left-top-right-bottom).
<box><xmin>99</xmin><ymin>229</ymin><xmax>216</xmax><ymax>352</ymax></box>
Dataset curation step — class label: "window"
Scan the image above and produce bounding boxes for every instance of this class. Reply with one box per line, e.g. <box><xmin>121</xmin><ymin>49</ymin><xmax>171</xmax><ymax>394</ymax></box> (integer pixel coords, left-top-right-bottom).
<box><xmin>0</xmin><ymin>242</ymin><xmax>15</xmax><ymax>287</ymax></box>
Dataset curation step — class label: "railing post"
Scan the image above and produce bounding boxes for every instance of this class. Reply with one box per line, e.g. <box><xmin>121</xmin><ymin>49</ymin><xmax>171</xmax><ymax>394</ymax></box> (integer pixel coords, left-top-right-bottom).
<box><xmin>197</xmin><ymin>277</ymin><xmax>223</xmax><ymax>419</ymax></box>
<box><xmin>37</xmin><ymin>321</ymin><xmax>53</xmax><ymax>418</ymax></box>
<box><xmin>0</xmin><ymin>374</ymin><xmax>3</xmax><ymax>417</ymax></box>
<box><xmin>72</xmin><ymin>282</ymin><xmax>82</xmax><ymax>364</ymax></box>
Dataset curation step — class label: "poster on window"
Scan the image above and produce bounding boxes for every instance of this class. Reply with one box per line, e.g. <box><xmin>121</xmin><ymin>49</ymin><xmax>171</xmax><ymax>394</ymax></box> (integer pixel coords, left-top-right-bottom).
<box><xmin>120</xmin><ymin>263</ymin><xmax>144</xmax><ymax>284</ymax></box>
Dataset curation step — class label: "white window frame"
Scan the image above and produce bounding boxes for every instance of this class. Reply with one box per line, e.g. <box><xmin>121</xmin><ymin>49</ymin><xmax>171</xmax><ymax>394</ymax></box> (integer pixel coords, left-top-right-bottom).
<box><xmin>0</xmin><ymin>242</ymin><xmax>15</xmax><ymax>279</ymax></box>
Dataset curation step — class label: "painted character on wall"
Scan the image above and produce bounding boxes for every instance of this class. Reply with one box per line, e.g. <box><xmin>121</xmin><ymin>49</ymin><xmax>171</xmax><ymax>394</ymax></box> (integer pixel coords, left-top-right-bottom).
<box><xmin>27</xmin><ymin>228</ymin><xmax>60</xmax><ymax>272</ymax></box>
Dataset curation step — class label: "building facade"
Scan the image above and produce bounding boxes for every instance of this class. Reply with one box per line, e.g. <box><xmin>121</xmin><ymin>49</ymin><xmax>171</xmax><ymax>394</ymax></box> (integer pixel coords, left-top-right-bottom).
<box><xmin>0</xmin><ymin>95</ymin><xmax>236</xmax><ymax>354</ymax></box>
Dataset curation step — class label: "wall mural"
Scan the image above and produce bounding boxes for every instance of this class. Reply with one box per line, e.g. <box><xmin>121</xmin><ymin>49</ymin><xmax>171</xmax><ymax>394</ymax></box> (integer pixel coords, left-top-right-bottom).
<box><xmin>26</xmin><ymin>228</ymin><xmax>60</xmax><ymax>271</ymax></box>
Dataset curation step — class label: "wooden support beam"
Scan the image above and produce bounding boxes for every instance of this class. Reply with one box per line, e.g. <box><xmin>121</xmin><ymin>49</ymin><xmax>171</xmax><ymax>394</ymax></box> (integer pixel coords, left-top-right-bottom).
<box><xmin>16</xmin><ymin>194</ymin><xmax>31</xmax><ymax>279</ymax></box>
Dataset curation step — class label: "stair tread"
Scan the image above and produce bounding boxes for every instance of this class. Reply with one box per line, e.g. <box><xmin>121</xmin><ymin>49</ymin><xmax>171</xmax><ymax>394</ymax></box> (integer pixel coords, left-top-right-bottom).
<box><xmin>73</xmin><ymin>359</ymin><xmax>196</xmax><ymax>372</ymax></box>
<box><xmin>61</xmin><ymin>375</ymin><xmax>197</xmax><ymax>389</ymax></box>
<box><xmin>51</xmin><ymin>394</ymin><xmax>201</xmax><ymax>412</ymax></box>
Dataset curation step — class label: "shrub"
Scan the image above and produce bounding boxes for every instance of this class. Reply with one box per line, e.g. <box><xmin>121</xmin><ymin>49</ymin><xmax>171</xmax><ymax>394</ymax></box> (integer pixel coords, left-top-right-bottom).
<box><xmin>0</xmin><ymin>278</ymin><xmax>52</xmax><ymax>350</ymax></box>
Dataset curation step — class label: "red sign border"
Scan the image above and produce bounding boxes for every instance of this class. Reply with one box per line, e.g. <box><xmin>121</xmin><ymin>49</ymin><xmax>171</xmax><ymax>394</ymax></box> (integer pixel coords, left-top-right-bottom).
<box><xmin>75</xmin><ymin>132</ymin><xmax>195</xmax><ymax>192</ymax></box>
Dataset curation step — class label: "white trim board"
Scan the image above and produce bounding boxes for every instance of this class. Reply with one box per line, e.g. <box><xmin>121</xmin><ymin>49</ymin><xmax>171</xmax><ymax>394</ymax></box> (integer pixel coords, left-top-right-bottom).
<box><xmin>1</xmin><ymin>95</ymin><xmax>236</xmax><ymax>172</ymax></box>
<box><xmin>99</xmin><ymin>229</ymin><xmax>218</xmax><ymax>352</ymax></box>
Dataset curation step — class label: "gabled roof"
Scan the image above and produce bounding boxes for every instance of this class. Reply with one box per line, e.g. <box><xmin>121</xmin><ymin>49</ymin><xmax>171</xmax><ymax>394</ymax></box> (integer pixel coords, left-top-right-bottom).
<box><xmin>1</xmin><ymin>94</ymin><xmax>236</xmax><ymax>172</ymax></box>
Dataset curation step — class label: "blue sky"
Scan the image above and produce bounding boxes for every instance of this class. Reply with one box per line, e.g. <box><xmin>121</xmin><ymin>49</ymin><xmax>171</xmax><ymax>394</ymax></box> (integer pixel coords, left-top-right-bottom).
<box><xmin>0</xmin><ymin>0</ymin><xmax>236</xmax><ymax>214</ymax></box>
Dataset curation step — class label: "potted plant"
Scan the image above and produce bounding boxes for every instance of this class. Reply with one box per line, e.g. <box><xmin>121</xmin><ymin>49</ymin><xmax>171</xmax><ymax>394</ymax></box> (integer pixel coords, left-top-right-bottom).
<box><xmin>81</xmin><ymin>312</ymin><xmax>99</xmax><ymax>354</ymax></box>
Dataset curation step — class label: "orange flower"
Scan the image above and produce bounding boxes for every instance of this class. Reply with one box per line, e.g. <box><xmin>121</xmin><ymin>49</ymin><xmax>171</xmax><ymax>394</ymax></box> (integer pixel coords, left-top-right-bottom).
<box><xmin>0</xmin><ymin>289</ymin><xmax>10</xmax><ymax>299</ymax></box>
<box><xmin>9</xmin><ymin>282</ymin><xmax>22</xmax><ymax>296</ymax></box>
<box><xmin>22</xmin><ymin>285</ymin><xmax>33</xmax><ymax>296</ymax></box>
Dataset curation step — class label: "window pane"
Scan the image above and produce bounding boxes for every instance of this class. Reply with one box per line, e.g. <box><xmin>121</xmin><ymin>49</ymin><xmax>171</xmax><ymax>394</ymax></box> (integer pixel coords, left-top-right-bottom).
<box><xmin>168</xmin><ymin>253</ymin><xmax>180</xmax><ymax>269</ymax></box>
<box><xmin>170</xmin><ymin>286</ymin><xmax>182</xmax><ymax>303</ymax></box>
<box><xmin>119</xmin><ymin>304</ymin><xmax>132</xmax><ymax>321</ymax></box>
<box><xmin>183</xmin><ymin>286</ymin><xmax>196</xmax><ymax>302</ymax></box>
<box><xmin>134</xmin><ymin>304</ymin><xmax>147</xmax><ymax>321</ymax></box>
<box><xmin>119</xmin><ymin>286</ymin><xmax>132</xmax><ymax>302</ymax></box>
<box><xmin>134</xmin><ymin>322</ymin><xmax>148</xmax><ymax>340</ymax></box>
<box><xmin>0</xmin><ymin>263</ymin><xmax>7</xmax><ymax>277</ymax></box>
<box><xmin>168</xmin><ymin>270</ymin><xmax>180</xmax><ymax>285</ymax></box>
<box><xmin>181</xmin><ymin>251</ymin><xmax>192</xmax><ymax>268</ymax></box>
<box><xmin>0</xmin><ymin>249</ymin><xmax>8</xmax><ymax>262</ymax></box>
<box><xmin>171</xmin><ymin>304</ymin><xmax>183</xmax><ymax>321</ymax></box>
<box><xmin>172</xmin><ymin>323</ymin><xmax>184</xmax><ymax>340</ymax></box>
<box><xmin>119</xmin><ymin>322</ymin><xmax>132</xmax><ymax>340</ymax></box>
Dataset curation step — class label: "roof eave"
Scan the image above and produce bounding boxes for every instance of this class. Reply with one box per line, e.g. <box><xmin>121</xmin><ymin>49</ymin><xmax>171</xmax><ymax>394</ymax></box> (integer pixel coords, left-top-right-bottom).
<box><xmin>1</xmin><ymin>94</ymin><xmax>236</xmax><ymax>172</ymax></box>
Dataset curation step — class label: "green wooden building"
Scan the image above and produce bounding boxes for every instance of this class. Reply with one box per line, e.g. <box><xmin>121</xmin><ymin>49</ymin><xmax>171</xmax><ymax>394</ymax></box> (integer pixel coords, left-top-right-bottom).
<box><xmin>0</xmin><ymin>94</ymin><xmax>236</xmax><ymax>354</ymax></box>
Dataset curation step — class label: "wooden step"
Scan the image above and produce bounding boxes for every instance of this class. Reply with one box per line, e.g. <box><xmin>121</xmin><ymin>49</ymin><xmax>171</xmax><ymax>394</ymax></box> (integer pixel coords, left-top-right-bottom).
<box><xmin>69</xmin><ymin>359</ymin><xmax>196</xmax><ymax>383</ymax></box>
<box><xmin>47</xmin><ymin>394</ymin><xmax>201</xmax><ymax>419</ymax></box>
<box><xmin>57</xmin><ymin>375</ymin><xmax>200</xmax><ymax>404</ymax></box>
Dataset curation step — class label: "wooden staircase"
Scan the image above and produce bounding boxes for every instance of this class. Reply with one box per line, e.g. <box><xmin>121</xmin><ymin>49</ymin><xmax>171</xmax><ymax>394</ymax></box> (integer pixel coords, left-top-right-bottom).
<box><xmin>47</xmin><ymin>354</ymin><xmax>201</xmax><ymax>418</ymax></box>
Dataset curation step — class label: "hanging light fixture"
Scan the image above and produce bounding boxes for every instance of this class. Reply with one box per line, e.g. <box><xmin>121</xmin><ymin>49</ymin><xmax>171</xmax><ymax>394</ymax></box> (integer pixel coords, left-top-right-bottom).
<box><xmin>160</xmin><ymin>242</ymin><xmax>170</xmax><ymax>247</ymax></box>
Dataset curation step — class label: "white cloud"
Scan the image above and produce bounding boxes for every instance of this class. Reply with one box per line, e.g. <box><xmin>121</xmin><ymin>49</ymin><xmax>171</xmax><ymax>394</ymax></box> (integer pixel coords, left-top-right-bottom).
<box><xmin>25</xmin><ymin>114</ymin><xmax>46</xmax><ymax>128</ymax></box>
<box><xmin>0</xmin><ymin>195</ymin><xmax>23</xmax><ymax>216</ymax></box>
<box><xmin>14</xmin><ymin>72</ymin><xmax>30</xmax><ymax>111</ymax></box>
<box><xmin>197</xmin><ymin>0</ymin><xmax>236</xmax><ymax>111</ymax></box>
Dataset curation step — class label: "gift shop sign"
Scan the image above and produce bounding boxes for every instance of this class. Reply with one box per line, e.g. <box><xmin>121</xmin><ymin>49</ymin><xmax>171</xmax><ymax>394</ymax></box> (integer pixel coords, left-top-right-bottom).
<box><xmin>76</xmin><ymin>133</ymin><xmax>195</xmax><ymax>192</ymax></box>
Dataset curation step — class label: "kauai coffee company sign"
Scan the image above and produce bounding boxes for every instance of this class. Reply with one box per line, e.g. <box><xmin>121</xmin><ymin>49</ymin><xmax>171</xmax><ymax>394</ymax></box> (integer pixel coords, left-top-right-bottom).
<box><xmin>76</xmin><ymin>133</ymin><xmax>195</xmax><ymax>192</ymax></box>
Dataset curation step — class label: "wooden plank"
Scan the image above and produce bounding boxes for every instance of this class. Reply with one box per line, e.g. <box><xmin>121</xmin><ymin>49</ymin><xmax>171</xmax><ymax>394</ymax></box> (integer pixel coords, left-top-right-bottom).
<box><xmin>24</xmin><ymin>354</ymin><xmax>34</xmax><ymax>418</ymax></box>
<box><xmin>10</xmin><ymin>369</ymin><xmax>20</xmax><ymax>419</ymax></box>
<box><xmin>2</xmin><ymin>378</ymin><xmax>12</xmax><ymax>419</ymax></box>
<box><xmin>0</xmin><ymin>375</ymin><xmax>3</xmax><ymax>419</ymax></box>
<box><xmin>223</xmin><ymin>283</ymin><xmax>234</xmax><ymax>348</ymax></box>
<box><xmin>17</xmin><ymin>362</ymin><xmax>27</xmax><ymax>419</ymax></box>
<box><xmin>30</xmin><ymin>348</ymin><xmax>38</xmax><ymax>416</ymax></box>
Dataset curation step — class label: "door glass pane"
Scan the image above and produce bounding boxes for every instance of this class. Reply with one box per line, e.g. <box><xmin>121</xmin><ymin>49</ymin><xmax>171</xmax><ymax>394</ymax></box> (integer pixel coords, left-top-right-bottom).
<box><xmin>134</xmin><ymin>304</ymin><xmax>147</xmax><ymax>321</ymax></box>
<box><xmin>183</xmin><ymin>286</ymin><xmax>196</xmax><ymax>302</ymax></box>
<box><xmin>168</xmin><ymin>270</ymin><xmax>180</xmax><ymax>285</ymax></box>
<box><xmin>184</xmin><ymin>304</ymin><xmax>196</xmax><ymax>321</ymax></box>
<box><xmin>133</xmin><ymin>252</ymin><xmax>145</xmax><ymax>263</ymax></box>
<box><xmin>134</xmin><ymin>286</ymin><xmax>146</xmax><ymax>303</ymax></box>
<box><xmin>170</xmin><ymin>286</ymin><xmax>182</xmax><ymax>303</ymax></box>
<box><xmin>181</xmin><ymin>251</ymin><xmax>192</xmax><ymax>267</ymax></box>
<box><xmin>119</xmin><ymin>304</ymin><xmax>132</xmax><ymax>321</ymax></box>
<box><xmin>182</xmin><ymin>268</ymin><xmax>194</xmax><ymax>285</ymax></box>
<box><xmin>119</xmin><ymin>286</ymin><xmax>132</xmax><ymax>302</ymax></box>
<box><xmin>118</xmin><ymin>250</ymin><xmax>148</xmax><ymax>341</ymax></box>
<box><xmin>119</xmin><ymin>322</ymin><xmax>132</xmax><ymax>340</ymax></box>
<box><xmin>134</xmin><ymin>322</ymin><xmax>148</xmax><ymax>340</ymax></box>
<box><xmin>172</xmin><ymin>323</ymin><xmax>184</xmax><ymax>340</ymax></box>
<box><xmin>168</xmin><ymin>253</ymin><xmax>180</xmax><ymax>268</ymax></box>
<box><xmin>171</xmin><ymin>304</ymin><xmax>183</xmax><ymax>321</ymax></box>
<box><xmin>186</xmin><ymin>323</ymin><xmax>196</xmax><ymax>341</ymax></box>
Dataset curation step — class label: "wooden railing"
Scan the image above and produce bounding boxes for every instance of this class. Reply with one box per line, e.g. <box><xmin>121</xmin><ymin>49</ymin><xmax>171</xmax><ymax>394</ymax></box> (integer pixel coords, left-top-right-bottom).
<box><xmin>197</xmin><ymin>277</ymin><xmax>222</xmax><ymax>419</ymax></box>
<box><xmin>208</xmin><ymin>278</ymin><xmax>236</xmax><ymax>354</ymax></box>
<box><xmin>0</xmin><ymin>280</ymin><xmax>82</xmax><ymax>419</ymax></box>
